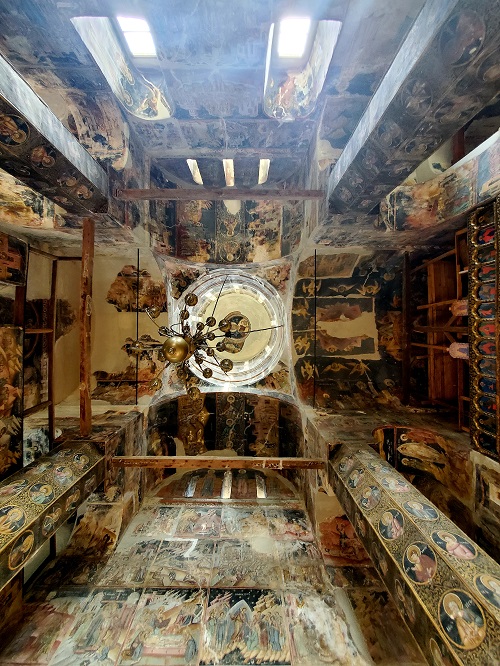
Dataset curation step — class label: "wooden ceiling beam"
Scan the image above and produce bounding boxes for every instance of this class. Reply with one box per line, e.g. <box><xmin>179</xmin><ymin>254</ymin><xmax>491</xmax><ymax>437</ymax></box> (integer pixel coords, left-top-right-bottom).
<box><xmin>115</xmin><ymin>188</ymin><xmax>323</xmax><ymax>201</ymax></box>
<box><xmin>0</xmin><ymin>53</ymin><xmax>108</xmax><ymax>214</ymax></box>
<box><xmin>112</xmin><ymin>456</ymin><xmax>325</xmax><ymax>470</ymax></box>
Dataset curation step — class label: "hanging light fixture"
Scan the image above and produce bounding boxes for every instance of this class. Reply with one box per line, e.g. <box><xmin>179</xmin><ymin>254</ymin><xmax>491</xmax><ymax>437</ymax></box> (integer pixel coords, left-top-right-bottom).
<box><xmin>130</xmin><ymin>276</ymin><xmax>283</xmax><ymax>400</ymax></box>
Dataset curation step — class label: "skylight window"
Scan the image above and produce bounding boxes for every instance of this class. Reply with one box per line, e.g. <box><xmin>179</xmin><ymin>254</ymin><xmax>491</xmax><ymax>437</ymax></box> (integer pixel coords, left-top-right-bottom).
<box><xmin>223</xmin><ymin>159</ymin><xmax>235</xmax><ymax>187</ymax></box>
<box><xmin>187</xmin><ymin>159</ymin><xmax>203</xmax><ymax>185</ymax></box>
<box><xmin>258</xmin><ymin>159</ymin><xmax>270</xmax><ymax>185</ymax></box>
<box><xmin>116</xmin><ymin>15</ymin><xmax>156</xmax><ymax>57</ymax></box>
<box><xmin>277</xmin><ymin>17</ymin><xmax>311</xmax><ymax>58</ymax></box>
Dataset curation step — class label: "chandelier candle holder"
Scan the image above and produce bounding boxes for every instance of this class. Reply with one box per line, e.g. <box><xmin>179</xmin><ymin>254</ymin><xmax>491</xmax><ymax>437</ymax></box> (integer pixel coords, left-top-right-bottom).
<box><xmin>129</xmin><ymin>275</ymin><xmax>283</xmax><ymax>400</ymax></box>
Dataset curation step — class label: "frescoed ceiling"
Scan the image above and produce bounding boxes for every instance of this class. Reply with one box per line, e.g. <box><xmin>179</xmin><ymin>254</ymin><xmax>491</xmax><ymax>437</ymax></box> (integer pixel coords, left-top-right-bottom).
<box><xmin>0</xmin><ymin>0</ymin><xmax>497</xmax><ymax>251</ymax></box>
<box><xmin>0</xmin><ymin>0</ymin><xmax>499</xmax><ymax>408</ymax></box>
<box><xmin>0</xmin><ymin>0</ymin><xmax>430</xmax><ymax>198</ymax></box>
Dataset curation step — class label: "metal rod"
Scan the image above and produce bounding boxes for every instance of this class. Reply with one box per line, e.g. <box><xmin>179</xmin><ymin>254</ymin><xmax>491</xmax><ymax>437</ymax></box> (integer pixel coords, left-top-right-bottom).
<box><xmin>212</xmin><ymin>324</ymin><xmax>283</xmax><ymax>339</ymax></box>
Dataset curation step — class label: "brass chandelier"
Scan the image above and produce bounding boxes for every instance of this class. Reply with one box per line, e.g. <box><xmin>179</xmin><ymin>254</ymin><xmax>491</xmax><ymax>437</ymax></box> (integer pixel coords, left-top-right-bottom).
<box><xmin>129</xmin><ymin>277</ymin><xmax>282</xmax><ymax>399</ymax></box>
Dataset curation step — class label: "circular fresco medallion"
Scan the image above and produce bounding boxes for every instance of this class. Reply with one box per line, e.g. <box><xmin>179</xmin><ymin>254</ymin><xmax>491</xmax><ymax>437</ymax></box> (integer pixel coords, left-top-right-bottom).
<box><xmin>0</xmin><ymin>114</ymin><xmax>29</xmax><ymax>145</ymax></box>
<box><xmin>429</xmin><ymin>637</ymin><xmax>454</xmax><ymax>666</ymax></box>
<box><xmin>65</xmin><ymin>489</ymin><xmax>80</xmax><ymax>514</ymax></box>
<box><xmin>8</xmin><ymin>531</ymin><xmax>34</xmax><ymax>570</ymax></box>
<box><xmin>29</xmin><ymin>483</ymin><xmax>55</xmax><ymax>505</ymax></box>
<box><xmin>41</xmin><ymin>507</ymin><xmax>62</xmax><ymax>537</ymax></box>
<box><xmin>431</xmin><ymin>531</ymin><xmax>477</xmax><ymax>560</ymax></box>
<box><xmin>73</xmin><ymin>453</ymin><xmax>90</xmax><ymax>470</ymax></box>
<box><xmin>474</xmin><ymin>574</ymin><xmax>500</xmax><ymax>610</ymax></box>
<box><xmin>367</xmin><ymin>460</ymin><xmax>391</xmax><ymax>473</ymax></box>
<box><xmin>360</xmin><ymin>485</ymin><xmax>381</xmax><ymax>511</ymax></box>
<box><xmin>439</xmin><ymin>11</ymin><xmax>485</xmax><ymax>67</ymax></box>
<box><xmin>478</xmin><ymin>51</ymin><xmax>500</xmax><ymax>83</ymax></box>
<box><xmin>338</xmin><ymin>455</ymin><xmax>355</xmax><ymax>475</ymax></box>
<box><xmin>0</xmin><ymin>505</ymin><xmax>26</xmax><ymax>535</ymax></box>
<box><xmin>379</xmin><ymin>509</ymin><xmax>404</xmax><ymax>540</ymax></box>
<box><xmin>347</xmin><ymin>467</ymin><xmax>364</xmax><ymax>488</ymax></box>
<box><xmin>26</xmin><ymin>462</ymin><xmax>53</xmax><ymax>478</ymax></box>
<box><xmin>30</xmin><ymin>144</ymin><xmax>56</xmax><ymax>168</ymax></box>
<box><xmin>381</xmin><ymin>476</ymin><xmax>410</xmax><ymax>493</ymax></box>
<box><xmin>403</xmin><ymin>500</ymin><xmax>438</xmax><ymax>521</ymax></box>
<box><xmin>55</xmin><ymin>449</ymin><xmax>73</xmax><ymax>458</ymax></box>
<box><xmin>439</xmin><ymin>590</ymin><xmax>486</xmax><ymax>650</ymax></box>
<box><xmin>84</xmin><ymin>476</ymin><xmax>96</xmax><ymax>495</ymax></box>
<box><xmin>53</xmin><ymin>466</ymin><xmax>74</xmax><ymax>485</ymax></box>
<box><xmin>0</xmin><ymin>479</ymin><xmax>28</xmax><ymax>500</ymax></box>
<box><xmin>395</xmin><ymin>578</ymin><xmax>415</xmax><ymax>623</ymax></box>
<box><xmin>403</xmin><ymin>542</ymin><xmax>437</xmax><ymax>585</ymax></box>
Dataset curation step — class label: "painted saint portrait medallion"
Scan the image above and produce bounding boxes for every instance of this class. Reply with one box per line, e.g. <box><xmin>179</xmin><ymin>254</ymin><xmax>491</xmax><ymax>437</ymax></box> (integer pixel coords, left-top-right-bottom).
<box><xmin>360</xmin><ymin>485</ymin><xmax>381</xmax><ymax>510</ymax></box>
<box><xmin>338</xmin><ymin>455</ymin><xmax>355</xmax><ymax>475</ymax></box>
<box><xmin>0</xmin><ymin>114</ymin><xmax>29</xmax><ymax>145</ymax></box>
<box><xmin>8</xmin><ymin>531</ymin><xmax>34</xmax><ymax>570</ymax></box>
<box><xmin>403</xmin><ymin>500</ymin><xmax>438</xmax><ymax>521</ymax></box>
<box><xmin>65</xmin><ymin>489</ymin><xmax>81</xmax><ymax>513</ymax></box>
<box><xmin>55</xmin><ymin>449</ymin><xmax>74</xmax><ymax>458</ymax></box>
<box><xmin>73</xmin><ymin>453</ymin><xmax>90</xmax><ymax>470</ymax></box>
<box><xmin>403</xmin><ymin>542</ymin><xmax>437</xmax><ymax>584</ymax></box>
<box><xmin>432</xmin><ymin>531</ymin><xmax>477</xmax><ymax>560</ymax></box>
<box><xmin>29</xmin><ymin>482</ymin><xmax>55</xmax><ymax>505</ymax></box>
<box><xmin>0</xmin><ymin>479</ymin><xmax>28</xmax><ymax>499</ymax></box>
<box><xmin>439</xmin><ymin>590</ymin><xmax>486</xmax><ymax>650</ymax></box>
<box><xmin>25</xmin><ymin>462</ymin><xmax>53</xmax><ymax>477</ymax></box>
<box><xmin>0</xmin><ymin>504</ymin><xmax>26</xmax><ymax>535</ymax></box>
<box><xmin>429</xmin><ymin>637</ymin><xmax>454</xmax><ymax>666</ymax></box>
<box><xmin>474</xmin><ymin>574</ymin><xmax>500</xmax><ymax>610</ymax></box>
<box><xmin>84</xmin><ymin>475</ymin><xmax>96</xmax><ymax>495</ymax></box>
<box><xmin>53</xmin><ymin>466</ymin><xmax>74</xmax><ymax>486</ymax></box>
<box><xmin>367</xmin><ymin>460</ymin><xmax>392</xmax><ymax>473</ymax></box>
<box><xmin>379</xmin><ymin>509</ymin><xmax>404</xmax><ymax>540</ymax></box>
<box><xmin>381</xmin><ymin>476</ymin><xmax>410</xmax><ymax>493</ymax></box>
<box><xmin>41</xmin><ymin>507</ymin><xmax>62</xmax><ymax>537</ymax></box>
<box><xmin>395</xmin><ymin>578</ymin><xmax>415</xmax><ymax>623</ymax></box>
<box><xmin>347</xmin><ymin>467</ymin><xmax>364</xmax><ymax>488</ymax></box>
<box><xmin>30</xmin><ymin>144</ymin><xmax>56</xmax><ymax>168</ymax></box>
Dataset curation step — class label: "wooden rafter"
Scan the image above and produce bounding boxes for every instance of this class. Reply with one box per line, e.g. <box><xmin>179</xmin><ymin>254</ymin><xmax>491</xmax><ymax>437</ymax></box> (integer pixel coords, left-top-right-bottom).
<box><xmin>114</xmin><ymin>188</ymin><xmax>324</xmax><ymax>201</ymax></box>
<box><xmin>112</xmin><ymin>456</ymin><xmax>325</xmax><ymax>470</ymax></box>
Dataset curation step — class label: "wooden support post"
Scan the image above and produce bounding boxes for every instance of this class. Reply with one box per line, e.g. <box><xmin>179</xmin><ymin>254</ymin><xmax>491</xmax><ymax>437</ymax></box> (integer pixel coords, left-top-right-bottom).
<box><xmin>47</xmin><ymin>259</ymin><xmax>57</xmax><ymax>445</ymax></box>
<box><xmin>402</xmin><ymin>252</ymin><xmax>411</xmax><ymax>405</ymax></box>
<box><xmin>114</xmin><ymin>188</ymin><xmax>324</xmax><ymax>202</ymax></box>
<box><xmin>79</xmin><ymin>218</ymin><xmax>94</xmax><ymax>437</ymax></box>
<box><xmin>112</xmin><ymin>456</ymin><xmax>326</xmax><ymax>470</ymax></box>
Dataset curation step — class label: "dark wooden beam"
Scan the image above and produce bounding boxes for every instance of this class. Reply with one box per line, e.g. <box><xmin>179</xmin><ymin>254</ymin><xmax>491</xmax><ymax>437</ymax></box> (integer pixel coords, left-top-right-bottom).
<box><xmin>0</xmin><ymin>54</ymin><xmax>108</xmax><ymax>215</ymax></box>
<box><xmin>196</xmin><ymin>158</ymin><xmax>226</xmax><ymax>188</ymax></box>
<box><xmin>112</xmin><ymin>456</ymin><xmax>325</xmax><ymax>470</ymax></box>
<box><xmin>402</xmin><ymin>251</ymin><xmax>411</xmax><ymax>405</ymax></box>
<box><xmin>47</xmin><ymin>259</ymin><xmax>57</xmax><ymax>445</ymax></box>
<box><xmin>413</xmin><ymin>325</ymin><xmax>468</xmax><ymax>334</ymax></box>
<box><xmin>114</xmin><ymin>188</ymin><xmax>323</xmax><ymax>201</ymax></box>
<box><xmin>80</xmin><ymin>218</ymin><xmax>94</xmax><ymax>437</ymax></box>
<box><xmin>327</xmin><ymin>0</ymin><xmax>500</xmax><ymax>214</ymax></box>
<box><xmin>24</xmin><ymin>400</ymin><xmax>52</xmax><ymax>417</ymax></box>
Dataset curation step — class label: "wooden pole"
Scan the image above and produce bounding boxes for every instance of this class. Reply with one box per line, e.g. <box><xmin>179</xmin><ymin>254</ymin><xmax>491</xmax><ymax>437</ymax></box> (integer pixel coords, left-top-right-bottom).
<box><xmin>114</xmin><ymin>188</ymin><xmax>324</xmax><ymax>202</ymax></box>
<box><xmin>402</xmin><ymin>252</ymin><xmax>411</xmax><ymax>405</ymax></box>
<box><xmin>79</xmin><ymin>218</ymin><xmax>94</xmax><ymax>437</ymax></box>
<box><xmin>112</xmin><ymin>456</ymin><xmax>326</xmax><ymax>470</ymax></box>
<box><xmin>47</xmin><ymin>259</ymin><xmax>57</xmax><ymax>445</ymax></box>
